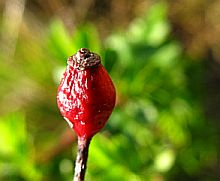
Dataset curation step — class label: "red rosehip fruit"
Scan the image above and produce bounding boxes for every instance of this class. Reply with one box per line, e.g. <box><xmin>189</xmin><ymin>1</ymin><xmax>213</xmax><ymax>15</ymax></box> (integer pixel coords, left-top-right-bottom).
<box><xmin>57</xmin><ymin>48</ymin><xmax>116</xmax><ymax>139</ymax></box>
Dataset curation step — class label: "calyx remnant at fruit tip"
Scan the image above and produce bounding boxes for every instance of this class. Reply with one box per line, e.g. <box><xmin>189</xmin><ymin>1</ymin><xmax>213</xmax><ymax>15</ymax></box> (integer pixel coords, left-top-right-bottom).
<box><xmin>68</xmin><ymin>48</ymin><xmax>101</xmax><ymax>70</ymax></box>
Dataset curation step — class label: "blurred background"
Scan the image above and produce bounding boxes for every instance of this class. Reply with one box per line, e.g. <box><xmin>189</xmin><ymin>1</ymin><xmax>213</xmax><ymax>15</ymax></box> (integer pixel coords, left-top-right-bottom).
<box><xmin>0</xmin><ymin>0</ymin><xmax>220</xmax><ymax>180</ymax></box>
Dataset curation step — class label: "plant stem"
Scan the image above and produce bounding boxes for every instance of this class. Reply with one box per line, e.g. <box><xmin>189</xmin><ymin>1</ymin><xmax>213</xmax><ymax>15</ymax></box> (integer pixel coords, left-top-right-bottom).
<box><xmin>73</xmin><ymin>136</ymin><xmax>91</xmax><ymax>181</ymax></box>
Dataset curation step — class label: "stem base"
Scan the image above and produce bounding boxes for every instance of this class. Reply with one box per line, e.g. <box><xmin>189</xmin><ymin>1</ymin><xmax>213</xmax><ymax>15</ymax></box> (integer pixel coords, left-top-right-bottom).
<box><xmin>73</xmin><ymin>137</ymin><xmax>91</xmax><ymax>181</ymax></box>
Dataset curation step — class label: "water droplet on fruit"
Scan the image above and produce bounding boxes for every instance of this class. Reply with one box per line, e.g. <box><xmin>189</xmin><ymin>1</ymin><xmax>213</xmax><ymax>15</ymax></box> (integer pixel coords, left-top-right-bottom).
<box><xmin>80</xmin><ymin>120</ymin><xmax>86</xmax><ymax>125</ymax></box>
<box><xmin>64</xmin><ymin>117</ymin><xmax>74</xmax><ymax>128</ymax></box>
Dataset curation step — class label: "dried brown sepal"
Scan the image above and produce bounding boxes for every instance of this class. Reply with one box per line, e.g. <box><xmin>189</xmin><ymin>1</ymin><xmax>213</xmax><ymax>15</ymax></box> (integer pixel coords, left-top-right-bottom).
<box><xmin>68</xmin><ymin>48</ymin><xmax>101</xmax><ymax>70</ymax></box>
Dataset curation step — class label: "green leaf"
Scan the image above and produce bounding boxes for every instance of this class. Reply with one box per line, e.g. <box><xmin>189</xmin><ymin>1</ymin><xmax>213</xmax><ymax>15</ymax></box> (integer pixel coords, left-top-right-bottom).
<box><xmin>72</xmin><ymin>24</ymin><xmax>101</xmax><ymax>54</ymax></box>
<box><xmin>47</xmin><ymin>19</ymin><xmax>75</xmax><ymax>61</ymax></box>
<box><xmin>0</xmin><ymin>112</ymin><xmax>26</xmax><ymax>157</ymax></box>
<box><xmin>154</xmin><ymin>149</ymin><xmax>175</xmax><ymax>172</ymax></box>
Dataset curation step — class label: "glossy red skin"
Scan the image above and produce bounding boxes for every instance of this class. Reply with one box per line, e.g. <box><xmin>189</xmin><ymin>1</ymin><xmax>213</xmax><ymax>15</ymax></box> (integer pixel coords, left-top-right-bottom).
<box><xmin>57</xmin><ymin>64</ymin><xmax>116</xmax><ymax>139</ymax></box>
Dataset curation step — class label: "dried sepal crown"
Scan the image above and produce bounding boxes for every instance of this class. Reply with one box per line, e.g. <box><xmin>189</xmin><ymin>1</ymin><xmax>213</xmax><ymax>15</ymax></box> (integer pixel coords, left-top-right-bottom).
<box><xmin>68</xmin><ymin>48</ymin><xmax>101</xmax><ymax>70</ymax></box>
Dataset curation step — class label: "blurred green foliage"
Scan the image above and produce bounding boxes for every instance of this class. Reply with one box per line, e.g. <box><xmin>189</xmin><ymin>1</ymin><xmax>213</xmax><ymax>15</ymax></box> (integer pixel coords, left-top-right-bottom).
<box><xmin>0</xmin><ymin>2</ymin><xmax>219</xmax><ymax>181</ymax></box>
<box><xmin>0</xmin><ymin>112</ymin><xmax>41</xmax><ymax>180</ymax></box>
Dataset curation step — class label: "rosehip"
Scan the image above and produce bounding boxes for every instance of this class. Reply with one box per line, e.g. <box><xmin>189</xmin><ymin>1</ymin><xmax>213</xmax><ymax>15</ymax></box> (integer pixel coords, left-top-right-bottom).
<box><xmin>57</xmin><ymin>48</ymin><xmax>116</xmax><ymax>139</ymax></box>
